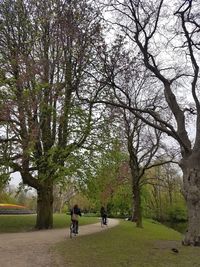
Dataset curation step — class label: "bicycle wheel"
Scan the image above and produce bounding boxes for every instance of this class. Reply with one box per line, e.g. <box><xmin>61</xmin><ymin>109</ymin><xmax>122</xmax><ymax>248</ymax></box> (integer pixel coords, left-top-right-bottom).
<box><xmin>69</xmin><ymin>222</ymin><xmax>74</xmax><ymax>238</ymax></box>
<box><xmin>101</xmin><ymin>217</ymin><xmax>108</xmax><ymax>227</ymax></box>
<box><xmin>100</xmin><ymin>217</ymin><xmax>103</xmax><ymax>227</ymax></box>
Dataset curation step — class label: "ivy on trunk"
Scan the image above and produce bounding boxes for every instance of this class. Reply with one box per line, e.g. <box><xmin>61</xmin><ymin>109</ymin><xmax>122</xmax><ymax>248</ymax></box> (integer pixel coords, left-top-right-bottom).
<box><xmin>36</xmin><ymin>183</ymin><xmax>54</xmax><ymax>229</ymax></box>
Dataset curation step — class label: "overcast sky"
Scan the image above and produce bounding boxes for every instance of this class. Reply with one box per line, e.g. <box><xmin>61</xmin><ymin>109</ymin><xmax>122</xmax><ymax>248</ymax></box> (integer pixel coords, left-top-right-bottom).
<box><xmin>10</xmin><ymin>172</ymin><xmax>22</xmax><ymax>186</ymax></box>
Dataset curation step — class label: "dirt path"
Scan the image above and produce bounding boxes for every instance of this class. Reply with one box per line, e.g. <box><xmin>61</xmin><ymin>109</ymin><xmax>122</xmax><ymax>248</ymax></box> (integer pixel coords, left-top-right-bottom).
<box><xmin>0</xmin><ymin>218</ymin><xmax>119</xmax><ymax>267</ymax></box>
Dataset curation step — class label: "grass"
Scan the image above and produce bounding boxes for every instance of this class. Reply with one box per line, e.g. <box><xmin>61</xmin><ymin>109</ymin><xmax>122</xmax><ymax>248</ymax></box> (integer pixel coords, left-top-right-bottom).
<box><xmin>0</xmin><ymin>214</ymin><xmax>98</xmax><ymax>233</ymax></box>
<box><xmin>54</xmin><ymin>219</ymin><xmax>200</xmax><ymax>267</ymax></box>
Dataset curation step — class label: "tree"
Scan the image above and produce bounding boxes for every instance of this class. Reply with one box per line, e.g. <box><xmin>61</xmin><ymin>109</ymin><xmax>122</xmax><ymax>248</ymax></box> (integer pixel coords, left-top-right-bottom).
<box><xmin>86</xmin><ymin>139</ymin><xmax>129</xmax><ymax>212</ymax></box>
<box><xmin>0</xmin><ymin>0</ymin><xmax>103</xmax><ymax>229</ymax></box>
<box><xmin>143</xmin><ymin>164</ymin><xmax>186</xmax><ymax>222</ymax></box>
<box><xmin>123</xmin><ymin>110</ymin><xmax>164</xmax><ymax>227</ymax></box>
<box><xmin>106</xmin><ymin>0</ymin><xmax>200</xmax><ymax>245</ymax></box>
<box><xmin>93</xmin><ymin>34</ymin><xmax>176</xmax><ymax>227</ymax></box>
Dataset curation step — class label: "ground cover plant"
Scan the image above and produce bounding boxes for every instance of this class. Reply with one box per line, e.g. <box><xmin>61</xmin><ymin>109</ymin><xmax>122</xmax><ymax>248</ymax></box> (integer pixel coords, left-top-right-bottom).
<box><xmin>0</xmin><ymin>203</ymin><xmax>33</xmax><ymax>214</ymax></box>
<box><xmin>0</xmin><ymin>214</ymin><xmax>98</xmax><ymax>233</ymax></box>
<box><xmin>54</xmin><ymin>220</ymin><xmax>200</xmax><ymax>267</ymax></box>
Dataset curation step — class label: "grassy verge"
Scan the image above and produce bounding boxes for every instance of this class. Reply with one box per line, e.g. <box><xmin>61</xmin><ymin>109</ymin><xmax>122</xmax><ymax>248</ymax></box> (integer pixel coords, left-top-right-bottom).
<box><xmin>54</xmin><ymin>219</ymin><xmax>200</xmax><ymax>267</ymax></box>
<box><xmin>0</xmin><ymin>214</ymin><xmax>98</xmax><ymax>233</ymax></box>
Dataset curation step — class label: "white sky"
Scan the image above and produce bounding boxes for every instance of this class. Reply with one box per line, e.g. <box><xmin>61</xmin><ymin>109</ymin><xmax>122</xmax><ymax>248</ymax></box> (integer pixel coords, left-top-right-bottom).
<box><xmin>10</xmin><ymin>172</ymin><xmax>22</xmax><ymax>186</ymax></box>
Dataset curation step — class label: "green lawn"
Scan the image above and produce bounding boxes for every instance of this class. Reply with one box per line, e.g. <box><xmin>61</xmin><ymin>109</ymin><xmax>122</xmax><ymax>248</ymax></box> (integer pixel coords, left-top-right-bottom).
<box><xmin>0</xmin><ymin>214</ymin><xmax>98</xmax><ymax>233</ymax></box>
<box><xmin>54</xmin><ymin>219</ymin><xmax>200</xmax><ymax>267</ymax></box>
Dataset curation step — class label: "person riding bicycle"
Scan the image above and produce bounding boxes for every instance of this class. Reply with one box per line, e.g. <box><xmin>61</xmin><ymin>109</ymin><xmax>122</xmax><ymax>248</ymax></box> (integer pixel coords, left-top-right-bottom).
<box><xmin>70</xmin><ymin>204</ymin><xmax>82</xmax><ymax>234</ymax></box>
<box><xmin>100</xmin><ymin>206</ymin><xmax>107</xmax><ymax>225</ymax></box>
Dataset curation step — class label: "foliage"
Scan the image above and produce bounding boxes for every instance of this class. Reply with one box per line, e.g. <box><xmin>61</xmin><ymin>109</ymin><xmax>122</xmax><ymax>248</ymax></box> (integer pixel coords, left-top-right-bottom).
<box><xmin>67</xmin><ymin>192</ymin><xmax>96</xmax><ymax>213</ymax></box>
<box><xmin>0</xmin><ymin>0</ymin><xmax>104</xmax><ymax>228</ymax></box>
<box><xmin>104</xmin><ymin>0</ymin><xmax>200</xmax><ymax>245</ymax></box>
<box><xmin>85</xmin><ymin>139</ymin><xmax>129</xmax><ymax>213</ymax></box>
<box><xmin>168</xmin><ymin>205</ymin><xmax>187</xmax><ymax>222</ymax></box>
<box><xmin>0</xmin><ymin>184</ymin><xmax>37</xmax><ymax>211</ymax></box>
<box><xmin>0</xmin><ymin>214</ymin><xmax>98</xmax><ymax>233</ymax></box>
<box><xmin>0</xmin><ymin>190</ymin><xmax>17</xmax><ymax>204</ymax></box>
<box><xmin>142</xmin><ymin>165</ymin><xmax>187</xmax><ymax>222</ymax></box>
<box><xmin>108</xmin><ymin>183</ymin><xmax>132</xmax><ymax>217</ymax></box>
<box><xmin>0</xmin><ymin>166</ymin><xmax>10</xmax><ymax>190</ymax></box>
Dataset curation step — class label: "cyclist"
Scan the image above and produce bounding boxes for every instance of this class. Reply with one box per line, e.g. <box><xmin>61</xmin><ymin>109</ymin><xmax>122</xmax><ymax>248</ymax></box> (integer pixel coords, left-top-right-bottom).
<box><xmin>70</xmin><ymin>204</ymin><xmax>82</xmax><ymax>234</ymax></box>
<box><xmin>100</xmin><ymin>206</ymin><xmax>107</xmax><ymax>225</ymax></box>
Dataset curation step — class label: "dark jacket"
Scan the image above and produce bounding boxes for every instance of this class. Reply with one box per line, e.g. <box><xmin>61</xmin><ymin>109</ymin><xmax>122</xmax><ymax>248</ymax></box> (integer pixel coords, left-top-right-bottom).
<box><xmin>71</xmin><ymin>206</ymin><xmax>81</xmax><ymax>216</ymax></box>
<box><xmin>100</xmin><ymin>207</ymin><xmax>107</xmax><ymax>217</ymax></box>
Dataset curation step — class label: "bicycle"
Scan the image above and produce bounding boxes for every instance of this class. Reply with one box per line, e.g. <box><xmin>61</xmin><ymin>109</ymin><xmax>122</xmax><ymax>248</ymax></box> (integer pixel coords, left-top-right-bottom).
<box><xmin>100</xmin><ymin>216</ymin><xmax>108</xmax><ymax>227</ymax></box>
<box><xmin>69</xmin><ymin>221</ymin><xmax>77</xmax><ymax>238</ymax></box>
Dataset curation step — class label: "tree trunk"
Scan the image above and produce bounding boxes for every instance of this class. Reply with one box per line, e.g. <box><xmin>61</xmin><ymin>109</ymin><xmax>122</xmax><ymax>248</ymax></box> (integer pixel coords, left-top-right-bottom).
<box><xmin>132</xmin><ymin>184</ymin><xmax>143</xmax><ymax>228</ymax></box>
<box><xmin>36</xmin><ymin>183</ymin><xmax>54</xmax><ymax>229</ymax></box>
<box><xmin>181</xmin><ymin>155</ymin><xmax>200</xmax><ymax>246</ymax></box>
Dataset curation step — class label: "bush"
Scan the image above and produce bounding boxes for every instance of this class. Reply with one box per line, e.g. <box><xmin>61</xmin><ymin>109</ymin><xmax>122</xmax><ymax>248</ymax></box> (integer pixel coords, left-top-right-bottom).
<box><xmin>0</xmin><ymin>203</ymin><xmax>34</xmax><ymax>214</ymax></box>
<box><xmin>168</xmin><ymin>206</ymin><xmax>187</xmax><ymax>222</ymax></box>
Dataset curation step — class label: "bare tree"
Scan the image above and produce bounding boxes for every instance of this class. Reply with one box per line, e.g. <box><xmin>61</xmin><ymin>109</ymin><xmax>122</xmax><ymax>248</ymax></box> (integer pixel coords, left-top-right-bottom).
<box><xmin>144</xmin><ymin>163</ymin><xmax>184</xmax><ymax>222</ymax></box>
<box><xmin>105</xmin><ymin>0</ymin><xmax>200</xmax><ymax>246</ymax></box>
<box><xmin>123</xmin><ymin>109</ymin><xmax>165</xmax><ymax>227</ymax></box>
<box><xmin>93</xmin><ymin>34</ymin><xmax>177</xmax><ymax>227</ymax></box>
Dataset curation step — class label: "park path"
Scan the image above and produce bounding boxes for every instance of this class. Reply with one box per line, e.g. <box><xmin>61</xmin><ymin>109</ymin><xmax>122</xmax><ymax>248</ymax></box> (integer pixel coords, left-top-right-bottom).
<box><xmin>0</xmin><ymin>218</ymin><xmax>119</xmax><ymax>267</ymax></box>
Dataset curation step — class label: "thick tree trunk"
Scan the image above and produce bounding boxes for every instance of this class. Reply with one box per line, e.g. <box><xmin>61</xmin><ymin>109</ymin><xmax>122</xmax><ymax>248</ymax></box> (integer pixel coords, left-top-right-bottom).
<box><xmin>181</xmin><ymin>155</ymin><xmax>200</xmax><ymax>246</ymax></box>
<box><xmin>132</xmin><ymin>184</ymin><xmax>143</xmax><ymax>228</ymax></box>
<box><xmin>36</xmin><ymin>183</ymin><xmax>54</xmax><ymax>229</ymax></box>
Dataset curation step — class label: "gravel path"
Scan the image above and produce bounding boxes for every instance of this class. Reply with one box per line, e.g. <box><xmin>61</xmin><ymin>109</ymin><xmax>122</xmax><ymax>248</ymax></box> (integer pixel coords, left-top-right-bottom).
<box><xmin>0</xmin><ymin>218</ymin><xmax>119</xmax><ymax>267</ymax></box>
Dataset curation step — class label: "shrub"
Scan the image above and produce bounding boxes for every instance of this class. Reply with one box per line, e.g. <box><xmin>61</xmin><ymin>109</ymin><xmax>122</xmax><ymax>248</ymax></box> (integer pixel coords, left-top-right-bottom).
<box><xmin>0</xmin><ymin>203</ymin><xmax>34</xmax><ymax>214</ymax></box>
